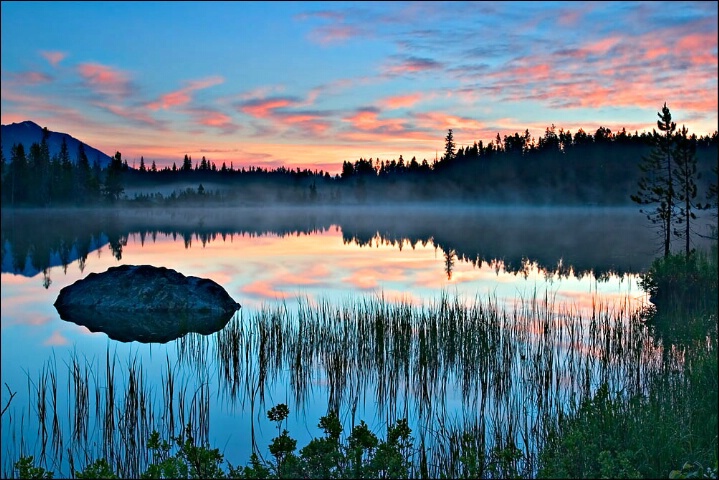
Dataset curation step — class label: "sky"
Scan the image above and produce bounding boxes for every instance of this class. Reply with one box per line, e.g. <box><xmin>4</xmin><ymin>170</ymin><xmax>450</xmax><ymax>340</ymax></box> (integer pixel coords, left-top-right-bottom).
<box><xmin>1</xmin><ymin>1</ymin><xmax>717</xmax><ymax>174</ymax></box>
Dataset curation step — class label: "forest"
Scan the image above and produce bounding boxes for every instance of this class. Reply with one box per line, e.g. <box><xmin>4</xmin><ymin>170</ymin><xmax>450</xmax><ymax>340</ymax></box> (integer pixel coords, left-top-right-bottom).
<box><xmin>1</xmin><ymin>115</ymin><xmax>717</xmax><ymax>207</ymax></box>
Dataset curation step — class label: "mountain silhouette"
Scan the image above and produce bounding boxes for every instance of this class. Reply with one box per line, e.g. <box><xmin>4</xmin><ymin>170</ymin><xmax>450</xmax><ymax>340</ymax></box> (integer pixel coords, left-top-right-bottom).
<box><xmin>0</xmin><ymin>120</ymin><xmax>112</xmax><ymax>168</ymax></box>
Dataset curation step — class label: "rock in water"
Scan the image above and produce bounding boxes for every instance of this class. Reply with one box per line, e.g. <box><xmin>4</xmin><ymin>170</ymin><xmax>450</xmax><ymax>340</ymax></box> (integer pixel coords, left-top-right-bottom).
<box><xmin>55</xmin><ymin>264</ymin><xmax>240</xmax><ymax>313</ymax></box>
<box><xmin>54</xmin><ymin>265</ymin><xmax>241</xmax><ymax>343</ymax></box>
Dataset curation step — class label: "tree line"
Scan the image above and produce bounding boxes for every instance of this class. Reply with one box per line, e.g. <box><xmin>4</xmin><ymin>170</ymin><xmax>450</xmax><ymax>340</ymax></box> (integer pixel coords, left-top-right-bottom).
<box><xmin>1</xmin><ymin>110</ymin><xmax>717</xmax><ymax>207</ymax></box>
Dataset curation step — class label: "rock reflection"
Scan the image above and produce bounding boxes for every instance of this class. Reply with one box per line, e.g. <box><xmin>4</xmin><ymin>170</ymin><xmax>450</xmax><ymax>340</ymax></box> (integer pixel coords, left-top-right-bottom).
<box><xmin>55</xmin><ymin>307</ymin><xmax>236</xmax><ymax>343</ymax></box>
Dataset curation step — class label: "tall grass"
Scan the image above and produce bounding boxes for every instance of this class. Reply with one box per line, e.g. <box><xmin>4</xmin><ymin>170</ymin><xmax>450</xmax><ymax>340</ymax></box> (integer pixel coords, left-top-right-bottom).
<box><xmin>212</xmin><ymin>292</ymin><xmax>664</xmax><ymax>477</ymax></box>
<box><xmin>4</xmin><ymin>290</ymin><xmax>713</xmax><ymax>478</ymax></box>
<box><xmin>2</xmin><ymin>349</ymin><xmax>211</xmax><ymax>478</ymax></box>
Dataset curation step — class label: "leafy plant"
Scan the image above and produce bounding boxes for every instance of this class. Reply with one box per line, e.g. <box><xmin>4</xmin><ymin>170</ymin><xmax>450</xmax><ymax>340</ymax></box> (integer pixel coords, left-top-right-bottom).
<box><xmin>13</xmin><ymin>457</ymin><xmax>54</xmax><ymax>479</ymax></box>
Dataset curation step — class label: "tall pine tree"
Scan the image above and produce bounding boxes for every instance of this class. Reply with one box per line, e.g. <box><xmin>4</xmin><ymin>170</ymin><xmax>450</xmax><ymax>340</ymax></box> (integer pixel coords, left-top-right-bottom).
<box><xmin>631</xmin><ymin>103</ymin><xmax>677</xmax><ymax>257</ymax></box>
<box><xmin>672</xmin><ymin>125</ymin><xmax>701</xmax><ymax>256</ymax></box>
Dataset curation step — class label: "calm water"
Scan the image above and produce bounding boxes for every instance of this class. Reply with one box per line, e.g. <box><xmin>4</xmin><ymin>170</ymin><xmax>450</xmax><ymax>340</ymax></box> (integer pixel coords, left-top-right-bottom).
<box><xmin>2</xmin><ymin>206</ymin><xmax>712</xmax><ymax>476</ymax></box>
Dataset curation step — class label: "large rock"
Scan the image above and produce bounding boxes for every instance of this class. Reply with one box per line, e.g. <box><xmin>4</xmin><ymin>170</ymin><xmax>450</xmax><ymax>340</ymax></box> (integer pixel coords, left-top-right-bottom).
<box><xmin>54</xmin><ymin>265</ymin><xmax>241</xmax><ymax>343</ymax></box>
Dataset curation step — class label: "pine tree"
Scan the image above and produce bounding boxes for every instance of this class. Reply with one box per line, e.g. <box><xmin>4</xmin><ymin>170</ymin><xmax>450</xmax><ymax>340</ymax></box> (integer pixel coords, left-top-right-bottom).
<box><xmin>444</xmin><ymin>129</ymin><xmax>456</xmax><ymax>162</ymax></box>
<box><xmin>631</xmin><ymin>103</ymin><xmax>677</xmax><ymax>257</ymax></box>
<box><xmin>182</xmin><ymin>154</ymin><xmax>192</xmax><ymax>172</ymax></box>
<box><xmin>672</xmin><ymin>126</ymin><xmax>701</xmax><ymax>256</ymax></box>
<box><xmin>59</xmin><ymin>137</ymin><xmax>73</xmax><ymax>202</ymax></box>
<box><xmin>76</xmin><ymin>142</ymin><xmax>91</xmax><ymax>201</ymax></box>
<box><xmin>4</xmin><ymin>143</ymin><xmax>28</xmax><ymax>205</ymax></box>
<box><xmin>103</xmin><ymin>151</ymin><xmax>125</xmax><ymax>202</ymax></box>
<box><xmin>39</xmin><ymin>127</ymin><xmax>52</xmax><ymax>204</ymax></box>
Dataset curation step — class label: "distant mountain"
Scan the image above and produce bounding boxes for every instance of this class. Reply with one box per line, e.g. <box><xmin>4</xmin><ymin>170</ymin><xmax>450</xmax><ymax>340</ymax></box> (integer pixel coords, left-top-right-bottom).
<box><xmin>0</xmin><ymin>120</ymin><xmax>112</xmax><ymax>168</ymax></box>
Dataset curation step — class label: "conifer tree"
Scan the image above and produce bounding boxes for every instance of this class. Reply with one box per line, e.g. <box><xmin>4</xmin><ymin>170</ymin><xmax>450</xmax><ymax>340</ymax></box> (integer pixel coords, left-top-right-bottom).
<box><xmin>76</xmin><ymin>142</ymin><xmax>91</xmax><ymax>201</ymax></box>
<box><xmin>444</xmin><ymin>129</ymin><xmax>456</xmax><ymax>162</ymax></box>
<box><xmin>631</xmin><ymin>103</ymin><xmax>677</xmax><ymax>257</ymax></box>
<box><xmin>103</xmin><ymin>151</ymin><xmax>125</xmax><ymax>202</ymax></box>
<box><xmin>59</xmin><ymin>137</ymin><xmax>73</xmax><ymax>202</ymax></box>
<box><xmin>5</xmin><ymin>143</ymin><xmax>28</xmax><ymax>205</ymax></box>
<box><xmin>672</xmin><ymin>126</ymin><xmax>702</xmax><ymax>256</ymax></box>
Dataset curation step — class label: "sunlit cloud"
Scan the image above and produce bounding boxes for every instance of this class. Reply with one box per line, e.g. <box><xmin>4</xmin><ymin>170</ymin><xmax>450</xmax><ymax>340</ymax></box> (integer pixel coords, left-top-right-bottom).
<box><xmin>238</xmin><ymin>97</ymin><xmax>299</xmax><ymax>118</ymax></box>
<box><xmin>0</xmin><ymin>83</ymin><xmax>90</xmax><ymax>127</ymax></box>
<box><xmin>77</xmin><ymin>62</ymin><xmax>133</xmax><ymax>99</ymax></box>
<box><xmin>309</xmin><ymin>24</ymin><xmax>366</xmax><ymax>45</ymax></box>
<box><xmin>93</xmin><ymin>101</ymin><xmax>163</xmax><ymax>128</ymax></box>
<box><xmin>343</xmin><ymin>108</ymin><xmax>407</xmax><ymax>133</ymax></box>
<box><xmin>147</xmin><ymin>76</ymin><xmax>224</xmax><ymax>110</ymax></box>
<box><xmin>380</xmin><ymin>93</ymin><xmax>423</xmax><ymax>110</ymax></box>
<box><xmin>40</xmin><ymin>50</ymin><xmax>66</xmax><ymax>67</ymax></box>
<box><xmin>382</xmin><ymin>55</ymin><xmax>444</xmax><ymax>76</ymax></box>
<box><xmin>557</xmin><ymin>9</ymin><xmax>583</xmax><ymax>26</ymax></box>
<box><xmin>185</xmin><ymin>106</ymin><xmax>239</xmax><ymax>134</ymax></box>
<box><xmin>237</xmin><ymin>94</ymin><xmax>332</xmax><ymax>137</ymax></box>
<box><xmin>296</xmin><ymin>9</ymin><xmax>369</xmax><ymax>45</ymax></box>
<box><xmin>6</xmin><ymin>71</ymin><xmax>52</xmax><ymax>84</ymax></box>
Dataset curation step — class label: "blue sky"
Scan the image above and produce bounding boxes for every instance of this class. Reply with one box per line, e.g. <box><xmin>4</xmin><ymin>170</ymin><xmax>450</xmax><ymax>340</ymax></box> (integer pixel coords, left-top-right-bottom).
<box><xmin>1</xmin><ymin>1</ymin><xmax>717</xmax><ymax>172</ymax></box>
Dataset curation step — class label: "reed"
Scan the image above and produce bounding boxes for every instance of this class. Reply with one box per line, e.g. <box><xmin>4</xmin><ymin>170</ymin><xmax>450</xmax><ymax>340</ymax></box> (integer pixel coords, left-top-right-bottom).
<box><xmin>3</xmin><ymin>290</ymin><xmax>714</xmax><ymax>478</ymax></box>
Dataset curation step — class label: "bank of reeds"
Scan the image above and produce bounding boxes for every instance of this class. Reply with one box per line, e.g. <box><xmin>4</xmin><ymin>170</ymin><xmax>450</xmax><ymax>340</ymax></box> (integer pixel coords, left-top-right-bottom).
<box><xmin>3</xmin><ymin>291</ymin><xmax>715</xmax><ymax>478</ymax></box>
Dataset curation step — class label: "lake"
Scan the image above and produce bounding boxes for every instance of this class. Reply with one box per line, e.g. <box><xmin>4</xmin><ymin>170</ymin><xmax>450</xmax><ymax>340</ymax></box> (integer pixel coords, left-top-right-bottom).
<box><xmin>1</xmin><ymin>205</ymin><xmax>714</xmax><ymax>477</ymax></box>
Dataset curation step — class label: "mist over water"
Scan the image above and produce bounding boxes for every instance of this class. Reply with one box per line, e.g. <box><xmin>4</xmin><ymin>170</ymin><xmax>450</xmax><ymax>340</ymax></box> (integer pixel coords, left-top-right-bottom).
<box><xmin>4</xmin><ymin>204</ymin><xmax>714</xmax><ymax>279</ymax></box>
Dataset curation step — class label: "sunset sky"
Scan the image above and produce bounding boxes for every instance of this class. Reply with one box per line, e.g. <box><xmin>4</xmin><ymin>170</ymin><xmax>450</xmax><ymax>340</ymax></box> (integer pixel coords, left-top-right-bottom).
<box><xmin>1</xmin><ymin>1</ymin><xmax>717</xmax><ymax>173</ymax></box>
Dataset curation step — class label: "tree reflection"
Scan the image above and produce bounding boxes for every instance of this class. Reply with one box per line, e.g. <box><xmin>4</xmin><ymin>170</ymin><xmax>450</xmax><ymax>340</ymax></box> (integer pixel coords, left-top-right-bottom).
<box><xmin>3</xmin><ymin>207</ymin><xmax>714</xmax><ymax>285</ymax></box>
<box><xmin>443</xmin><ymin>248</ymin><xmax>455</xmax><ymax>280</ymax></box>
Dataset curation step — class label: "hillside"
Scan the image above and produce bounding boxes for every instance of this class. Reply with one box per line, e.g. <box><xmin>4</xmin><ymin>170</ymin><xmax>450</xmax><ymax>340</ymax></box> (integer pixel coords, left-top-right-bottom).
<box><xmin>1</xmin><ymin>120</ymin><xmax>112</xmax><ymax>168</ymax></box>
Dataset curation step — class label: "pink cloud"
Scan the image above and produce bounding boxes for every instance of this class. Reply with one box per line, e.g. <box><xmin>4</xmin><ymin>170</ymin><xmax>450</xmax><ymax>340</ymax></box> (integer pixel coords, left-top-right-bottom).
<box><xmin>383</xmin><ymin>56</ymin><xmax>443</xmax><ymax>76</ymax></box>
<box><xmin>309</xmin><ymin>24</ymin><xmax>365</xmax><ymax>45</ymax></box>
<box><xmin>93</xmin><ymin>101</ymin><xmax>162</xmax><ymax>127</ymax></box>
<box><xmin>149</xmin><ymin>90</ymin><xmax>191</xmax><ymax>110</ymax></box>
<box><xmin>78</xmin><ymin>62</ymin><xmax>132</xmax><ymax>98</ymax></box>
<box><xmin>238</xmin><ymin>94</ymin><xmax>330</xmax><ymax>136</ymax></box>
<box><xmin>380</xmin><ymin>93</ymin><xmax>423</xmax><ymax>110</ymax></box>
<box><xmin>0</xmin><ymin>83</ymin><xmax>89</xmax><ymax>126</ymax></box>
<box><xmin>644</xmin><ymin>46</ymin><xmax>670</xmax><ymax>61</ymax></box>
<box><xmin>199</xmin><ymin>111</ymin><xmax>232</xmax><ymax>127</ymax></box>
<box><xmin>239</xmin><ymin>97</ymin><xmax>296</xmax><ymax>118</ymax></box>
<box><xmin>557</xmin><ymin>10</ymin><xmax>582</xmax><ymax>26</ymax></box>
<box><xmin>337</xmin><ymin>110</ymin><xmax>444</xmax><ymax>145</ymax></box>
<box><xmin>414</xmin><ymin>112</ymin><xmax>487</xmax><ymax>134</ymax></box>
<box><xmin>459</xmin><ymin>23</ymin><xmax>716</xmax><ymax>136</ymax></box>
<box><xmin>147</xmin><ymin>76</ymin><xmax>224</xmax><ymax>110</ymax></box>
<box><xmin>281</xmin><ymin>113</ymin><xmax>331</xmax><ymax>135</ymax></box>
<box><xmin>188</xmin><ymin>108</ymin><xmax>239</xmax><ymax>134</ymax></box>
<box><xmin>41</xmin><ymin>50</ymin><xmax>66</xmax><ymax>67</ymax></box>
<box><xmin>11</xmin><ymin>71</ymin><xmax>52</xmax><ymax>84</ymax></box>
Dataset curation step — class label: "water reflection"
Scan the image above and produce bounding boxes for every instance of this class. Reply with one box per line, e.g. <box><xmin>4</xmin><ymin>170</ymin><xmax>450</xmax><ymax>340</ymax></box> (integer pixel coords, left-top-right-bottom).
<box><xmin>55</xmin><ymin>306</ymin><xmax>236</xmax><ymax>343</ymax></box>
<box><xmin>5</xmin><ymin>205</ymin><xmax>708</xmax><ymax>285</ymax></box>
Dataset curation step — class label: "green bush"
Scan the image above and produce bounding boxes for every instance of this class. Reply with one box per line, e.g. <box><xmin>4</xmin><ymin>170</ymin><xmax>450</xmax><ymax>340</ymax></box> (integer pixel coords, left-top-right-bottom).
<box><xmin>640</xmin><ymin>248</ymin><xmax>718</xmax><ymax>312</ymax></box>
<box><xmin>13</xmin><ymin>405</ymin><xmax>416</xmax><ymax>479</ymax></box>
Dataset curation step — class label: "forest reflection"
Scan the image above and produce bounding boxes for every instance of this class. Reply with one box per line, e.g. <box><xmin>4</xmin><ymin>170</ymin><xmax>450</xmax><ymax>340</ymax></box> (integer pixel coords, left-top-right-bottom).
<box><xmin>3</xmin><ymin>206</ymin><xmax>711</xmax><ymax>286</ymax></box>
